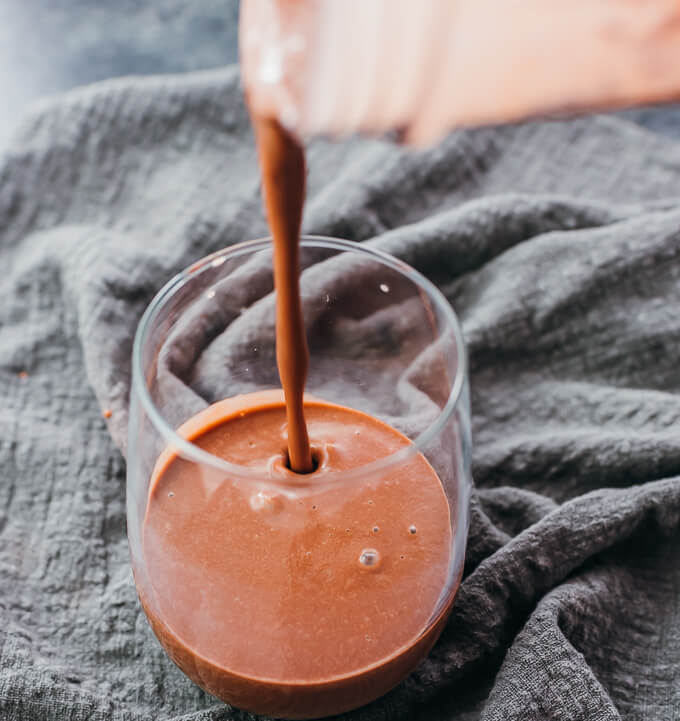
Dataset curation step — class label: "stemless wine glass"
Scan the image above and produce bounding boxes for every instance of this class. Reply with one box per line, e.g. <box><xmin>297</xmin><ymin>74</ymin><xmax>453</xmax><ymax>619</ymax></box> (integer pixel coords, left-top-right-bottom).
<box><xmin>127</xmin><ymin>236</ymin><xmax>471</xmax><ymax>719</ymax></box>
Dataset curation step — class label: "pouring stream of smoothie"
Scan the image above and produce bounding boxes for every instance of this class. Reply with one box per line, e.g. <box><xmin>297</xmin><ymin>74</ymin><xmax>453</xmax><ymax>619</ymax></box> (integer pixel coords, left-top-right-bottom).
<box><xmin>252</xmin><ymin>115</ymin><xmax>314</xmax><ymax>473</ymax></box>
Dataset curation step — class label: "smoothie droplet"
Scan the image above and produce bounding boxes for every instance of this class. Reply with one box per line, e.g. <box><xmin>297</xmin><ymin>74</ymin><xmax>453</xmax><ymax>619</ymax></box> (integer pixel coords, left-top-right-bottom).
<box><xmin>168</xmin><ymin>491</ymin><xmax>174</xmax><ymax>498</ymax></box>
<box><xmin>372</xmin><ymin>526</ymin><xmax>379</xmax><ymax>533</ymax></box>
<box><xmin>358</xmin><ymin>548</ymin><xmax>381</xmax><ymax>569</ymax></box>
<box><xmin>409</xmin><ymin>525</ymin><xmax>417</xmax><ymax>535</ymax></box>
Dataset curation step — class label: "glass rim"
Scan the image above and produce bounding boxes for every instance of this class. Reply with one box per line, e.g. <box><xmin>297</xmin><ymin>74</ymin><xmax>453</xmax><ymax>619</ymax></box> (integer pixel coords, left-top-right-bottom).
<box><xmin>131</xmin><ymin>236</ymin><xmax>468</xmax><ymax>488</ymax></box>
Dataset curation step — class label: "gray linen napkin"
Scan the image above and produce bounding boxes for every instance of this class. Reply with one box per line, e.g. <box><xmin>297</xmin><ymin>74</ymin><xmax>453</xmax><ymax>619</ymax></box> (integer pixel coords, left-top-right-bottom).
<box><xmin>0</xmin><ymin>66</ymin><xmax>679</xmax><ymax>721</ymax></box>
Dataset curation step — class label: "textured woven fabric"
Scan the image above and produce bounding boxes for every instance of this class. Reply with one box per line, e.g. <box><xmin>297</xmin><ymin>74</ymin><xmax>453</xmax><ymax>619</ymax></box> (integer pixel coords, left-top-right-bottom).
<box><xmin>1</xmin><ymin>66</ymin><xmax>679</xmax><ymax>721</ymax></box>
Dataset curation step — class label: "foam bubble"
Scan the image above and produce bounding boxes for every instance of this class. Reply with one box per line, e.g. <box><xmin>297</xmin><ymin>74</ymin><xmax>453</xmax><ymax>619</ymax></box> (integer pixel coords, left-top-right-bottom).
<box><xmin>250</xmin><ymin>490</ymin><xmax>282</xmax><ymax>513</ymax></box>
<box><xmin>358</xmin><ymin>548</ymin><xmax>381</xmax><ymax>569</ymax></box>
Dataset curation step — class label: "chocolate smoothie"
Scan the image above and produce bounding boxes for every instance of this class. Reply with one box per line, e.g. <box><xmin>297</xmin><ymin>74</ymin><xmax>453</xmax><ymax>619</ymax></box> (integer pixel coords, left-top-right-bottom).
<box><xmin>138</xmin><ymin>120</ymin><xmax>457</xmax><ymax>716</ymax></box>
<box><xmin>141</xmin><ymin>391</ymin><xmax>455</xmax><ymax>718</ymax></box>
<box><xmin>252</xmin><ymin>116</ymin><xmax>313</xmax><ymax>473</ymax></box>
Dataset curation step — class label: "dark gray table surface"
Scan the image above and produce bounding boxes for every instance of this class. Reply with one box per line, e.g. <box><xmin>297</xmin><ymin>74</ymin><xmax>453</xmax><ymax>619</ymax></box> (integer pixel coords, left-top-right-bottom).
<box><xmin>0</xmin><ymin>1</ymin><xmax>679</xmax><ymax>146</ymax></box>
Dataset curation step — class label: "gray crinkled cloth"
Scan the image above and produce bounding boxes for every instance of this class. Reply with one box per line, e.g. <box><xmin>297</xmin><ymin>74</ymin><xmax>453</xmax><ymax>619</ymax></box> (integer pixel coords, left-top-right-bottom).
<box><xmin>1</xmin><ymin>66</ymin><xmax>679</xmax><ymax>721</ymax></box>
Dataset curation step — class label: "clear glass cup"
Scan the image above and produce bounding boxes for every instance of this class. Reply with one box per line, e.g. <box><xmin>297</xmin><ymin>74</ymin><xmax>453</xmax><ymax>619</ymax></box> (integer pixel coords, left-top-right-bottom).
<box><xmin>127</xmin><ymin>236</ymin><xmax>471</xmax><ymax>719</ymax></box>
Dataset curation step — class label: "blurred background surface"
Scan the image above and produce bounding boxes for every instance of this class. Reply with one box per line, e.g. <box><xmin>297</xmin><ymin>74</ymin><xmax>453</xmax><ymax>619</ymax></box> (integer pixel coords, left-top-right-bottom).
<box><xmin>0</xmin><ymin>0</ymin><xmax>239</xmax><ymax>146</ymax></box>
<box><xmin>0</xmin><ymin>0</ymin><xmax>679</xmax><ymax>149</ymax></box>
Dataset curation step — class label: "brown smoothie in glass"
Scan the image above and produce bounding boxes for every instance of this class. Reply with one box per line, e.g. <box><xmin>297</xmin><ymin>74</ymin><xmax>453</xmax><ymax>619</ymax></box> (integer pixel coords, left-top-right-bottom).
<box><xmin>140</xmin><ymin>121</ymin><xmax>457</xmax><ymax>717</ymax></box>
